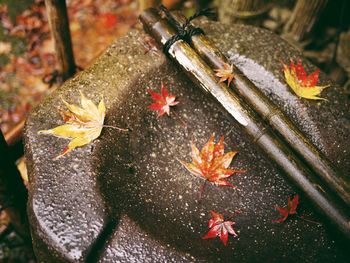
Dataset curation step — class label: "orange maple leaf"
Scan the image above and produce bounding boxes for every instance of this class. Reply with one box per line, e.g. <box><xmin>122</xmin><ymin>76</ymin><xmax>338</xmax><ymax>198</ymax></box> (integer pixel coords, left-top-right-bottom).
<box><xmin>179</xmin><ymin>134</ymin><xmax>244</xmax><ymax>188</ymax></box>
<box><xmin>283</xmin><ymin>59</ymin><xmax>329</xmax><ymax>100</ymax></box>
<box><xmin>215</xmin><ymin>63</ymin><xmax>234</xmax><ymax>86</ymax></box>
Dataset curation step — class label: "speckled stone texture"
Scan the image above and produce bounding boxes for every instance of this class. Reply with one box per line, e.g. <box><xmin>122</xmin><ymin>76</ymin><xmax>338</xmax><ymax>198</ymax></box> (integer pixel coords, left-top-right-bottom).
<box><xmin>24</xmin><ymin>20</ymin><xmax>349</xmax><ymax>263</ymax></box>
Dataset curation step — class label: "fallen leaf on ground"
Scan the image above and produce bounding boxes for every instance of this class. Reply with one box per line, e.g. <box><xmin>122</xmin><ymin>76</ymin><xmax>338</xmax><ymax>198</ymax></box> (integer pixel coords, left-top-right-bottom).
<box><xmin>0</xmin><ymin>0</ymin><xmax>137</xmax><ymax>134</ymax></box>
<box><xmin>273</xmin><ymin>194</ymin><xmax>299</xmax><ymax>223</ymax></box>
<box><xmin>179</xmin><ymin>134</ymin><xmax>244</xmax><ymax>188</ymax></box>
<box><xmin>215</xmin><ymin>63</ymin><xmax>234</xmax><ymax>86</ymax></box>
<box><xmin>16</xmin><ymin>157</ymin><xmax>28</xmax><ymax>187</ymax></box>
<box><xmin>38</xmin><ymin>91</ymin><xmax>107</xmax><ymax>159</ymax></box>
<box><xmin>202</xmin><ymin>210</ymin><xmax>238</xmax><ymax>246</ymax></box>
<box><xmin>0</xmin><ymin>41</ymin><xmax>12</xmax><ymax>54</ymax></box>
<box><xmin>147</xmin><ymin>82</ymin><xmax>179</xmax><ymax>118</ymax></box>
<box><xmin>0</xmin><ymin>4</ymin><xmax>13</xmax><ymax>31</ymax></box>
<box><xmin>99</xmin><ymin>12</ymin><xmax>118</xmax><ymax>29</ymax></box>
<box><xmin>283</xmin><ymin>59</ymin><xmax>329</xmax><ymax>100</ymax></box>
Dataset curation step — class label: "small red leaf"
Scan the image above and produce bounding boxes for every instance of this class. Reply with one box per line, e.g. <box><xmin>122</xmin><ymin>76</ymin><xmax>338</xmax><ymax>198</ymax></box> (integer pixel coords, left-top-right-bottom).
<box><xmin>99</xmin><ymin>12</ymin><xmax>118</xmax><ymax>29</ymax></box>
<box><xmin>273</xmin><ymin>194</ymin><xmax>299</xmax><ymax>223</ymax></box>
<box><xmin>147</xmin><ymin>82</ymin><xmax>179</xmax><ymax>118</ymax></box>
<box><xmin>202</xmin><ymin>210</ymin><xmax>238</xmax><ymax>246</ymax></box>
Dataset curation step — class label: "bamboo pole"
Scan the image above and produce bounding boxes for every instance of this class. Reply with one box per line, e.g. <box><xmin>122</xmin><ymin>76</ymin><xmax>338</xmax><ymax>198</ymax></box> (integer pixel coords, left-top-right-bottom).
<box><xmin>139</xmin><ymin>8</ymin><xmax>350</xmax><ymax>239</ymax></box>
<box><xmin>0</xmin><ymin>130</ymin><xmax>29</xmax><ymax>238</ymax></box>
<box><xmin>217</xmin><ymin>0</ymin><xmax>270</xmax><ymax>24</ymax></box>
<box><xmin>45</xmin><ymin>0</ymin><xmax>76</xmax><ymax>81</ymax></box>
<box><xmin>162</xmin><ymin>10</ymin><xmax>350</xmax><ymax>208</ymax></box>
<box><xmin>139</xmin><ymin>0</ymin><xmax>161</xmax><ymax>11</ymax></box>
<box><xmin>283</xmin><ymin>0</ymin><xmax>328</xmax><ymax>43</ymax></box>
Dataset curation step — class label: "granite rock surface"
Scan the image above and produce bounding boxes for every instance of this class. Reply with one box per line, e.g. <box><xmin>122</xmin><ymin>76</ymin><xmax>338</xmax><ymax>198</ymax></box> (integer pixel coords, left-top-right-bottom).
<box><xmin>24</xmin><ymin>20</ymin><xmax>350</xmax><ymax>262</ymax></box>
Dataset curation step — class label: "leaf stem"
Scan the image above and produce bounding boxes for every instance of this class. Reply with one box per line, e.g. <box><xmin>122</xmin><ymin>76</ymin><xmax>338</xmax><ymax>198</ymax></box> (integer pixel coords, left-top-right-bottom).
<box><xmin>198</xmin><ymin>180</ymin><xmax>208</xmax><ymax>199</ymax></box>
<box><xmin>171</xmin><ymin>110</ymin><xmax>187</xmax><ymax>129</ymax></box>
<box><xmin>297</xmin><ymin>215</ymin><xmax>321</xmax><ymax>225</ymax></box>
<box><xmin>103</xmin><ymin>125</ymin><xmax>128</xmax><ymax>132</ymax></box>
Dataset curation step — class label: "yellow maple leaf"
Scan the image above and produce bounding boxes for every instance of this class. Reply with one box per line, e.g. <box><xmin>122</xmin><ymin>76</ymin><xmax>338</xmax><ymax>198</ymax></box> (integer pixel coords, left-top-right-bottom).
<box><xmin>283</xmin><ymin>60</ymin><xmax>329</xmax><ymax>100</ymax></box>
<box><xmin>38</xmin><ymin>91</ymin><xmax>126</xmax><ymax>159</ymax></box>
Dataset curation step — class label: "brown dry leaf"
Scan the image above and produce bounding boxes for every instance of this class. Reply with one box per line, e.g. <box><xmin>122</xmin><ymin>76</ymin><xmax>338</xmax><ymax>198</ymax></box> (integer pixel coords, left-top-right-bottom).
<box><xmin>215</xmin><ymin>63</ymin><xmax>235</xmax><ymax>86</ymax></box>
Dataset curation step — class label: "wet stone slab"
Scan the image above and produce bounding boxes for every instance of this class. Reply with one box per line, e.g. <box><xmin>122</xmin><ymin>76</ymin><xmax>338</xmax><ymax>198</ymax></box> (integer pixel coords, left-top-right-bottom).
<box><xmin>24</xmin><ymin>20</ymin><xmax>350</xmax><ymax>263</ymax></box>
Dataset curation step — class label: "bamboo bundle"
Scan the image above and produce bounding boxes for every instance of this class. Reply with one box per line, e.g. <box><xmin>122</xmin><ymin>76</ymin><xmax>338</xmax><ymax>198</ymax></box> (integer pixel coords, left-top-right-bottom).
<box><xmin>159</xmin><ymin>10</ymin><xmax>350</xmax><ymax>209</ymax></box>
<box><xmin>139</xmin><ymin>8</ymin><xmax>350</xmax><ymax>239</ymax></box>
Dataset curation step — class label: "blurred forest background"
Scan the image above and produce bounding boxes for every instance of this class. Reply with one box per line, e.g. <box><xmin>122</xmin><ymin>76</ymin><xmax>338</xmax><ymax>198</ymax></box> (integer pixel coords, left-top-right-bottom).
<box><xmin>0</xmin><ymin>0</ymin><xmax>349</xmax><ymax>262</ymax></box>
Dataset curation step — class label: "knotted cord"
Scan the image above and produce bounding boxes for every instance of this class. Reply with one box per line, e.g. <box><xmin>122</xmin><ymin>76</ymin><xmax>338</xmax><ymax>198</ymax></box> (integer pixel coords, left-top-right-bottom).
<box><xmin>160</xmin><ymin>5</ymin><xmax>215</xmax><ymax>54</ymax></box>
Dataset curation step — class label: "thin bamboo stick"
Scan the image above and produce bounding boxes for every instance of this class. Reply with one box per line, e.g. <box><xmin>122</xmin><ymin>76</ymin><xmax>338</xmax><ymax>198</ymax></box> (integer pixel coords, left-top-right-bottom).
<box><xmin>139</xmin><ymin>8</ymin><xmax>350</xmax><ymax>239</ymax></box>
<box><xmin>162</xmin><ymin>10</ymin><xmax>350</xmax><ymax>209</ymax></box>
<box><xmin>45</xmin><ymin>0</ymin><xmax>76</xmax><ymax>81</ymax></box>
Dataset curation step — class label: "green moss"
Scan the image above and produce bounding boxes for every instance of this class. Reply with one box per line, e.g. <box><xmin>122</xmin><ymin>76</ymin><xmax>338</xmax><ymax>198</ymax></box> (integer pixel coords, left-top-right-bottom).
<box><xmin>2</xmin><ymin>0</ymin><xmax>33</xmax><ymax>21</ymax></box>
<box><xmin>0</xmin><ymin>0</ymin><xmax>32</xmax><ymax>65</ymax></box>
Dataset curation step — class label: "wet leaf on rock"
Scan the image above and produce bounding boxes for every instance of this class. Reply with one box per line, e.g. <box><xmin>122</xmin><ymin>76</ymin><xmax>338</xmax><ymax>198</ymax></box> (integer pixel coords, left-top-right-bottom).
<box><xmin>215</xmin><ymin>63</ymin><xmax>234</xmax><ymax>87</ymax></box>
<box><xmin>38</xmin><ymin>91</ymin><xmax>126</xmax><ymax>159</ymax></box>
<box><xmin>202</xmin><ymin>210</ymin><xmax>238</xmax><ymax>246</ymax></box>
<box><xmin>283</xmin><ymin>59</ymin><xmax>329</xmax><ymax>100</ymax></box>
<box><xmin>179</xmin><ymin>134</ymin><xmax>245</xmax><ymax>188</ymax></box>
<box><xmin>273</xmin><ymin>194</ymin><xmax>299</xmax><ymax>223</ymax></box>
<box><xmin>147</xmin><ymin>81</ymin><xmax>179</xmax><ymax>118</ymax></box>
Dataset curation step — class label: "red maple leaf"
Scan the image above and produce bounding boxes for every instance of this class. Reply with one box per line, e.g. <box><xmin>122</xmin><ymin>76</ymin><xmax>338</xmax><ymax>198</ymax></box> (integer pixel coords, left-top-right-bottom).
<box><xmin>180</xmin><ymin>134</ymin><xmax>244</xmax><ymax>188</ymax></box>
<box><xmin>273</xmin><ymin>194</ymin><xmax>299</xmax><ymax>223</ymax></box>
<box><xmin>99</xmin><ymin>12</ymin><xmax>118</xmax><ymax>29</ymax></box>
<box><xmin>147</xmin><ymin>82</ymin><xmax>179</xmax><ymax>118</ymax></box>
<box><xmin>283</xmin><ymin>59</ymin><xmax>329</xmax><ymax>100</ymax></box>
<box><xmin>202</xmin><ymin>210</ymin><xmax>238</xmax><ymax>246</ymax></box>
<box><xmin>289</xmin><ymin>59</ymin><xmax>319</xmax><ymax>87</ymax></box>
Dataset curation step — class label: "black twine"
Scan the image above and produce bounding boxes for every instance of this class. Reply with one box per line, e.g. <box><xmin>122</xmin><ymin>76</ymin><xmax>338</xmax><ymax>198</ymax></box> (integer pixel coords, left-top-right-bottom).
<box><xmin>160</xmin><ymin>5</ymin><xmax>215</xmax><ymax>54</ymax></box>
